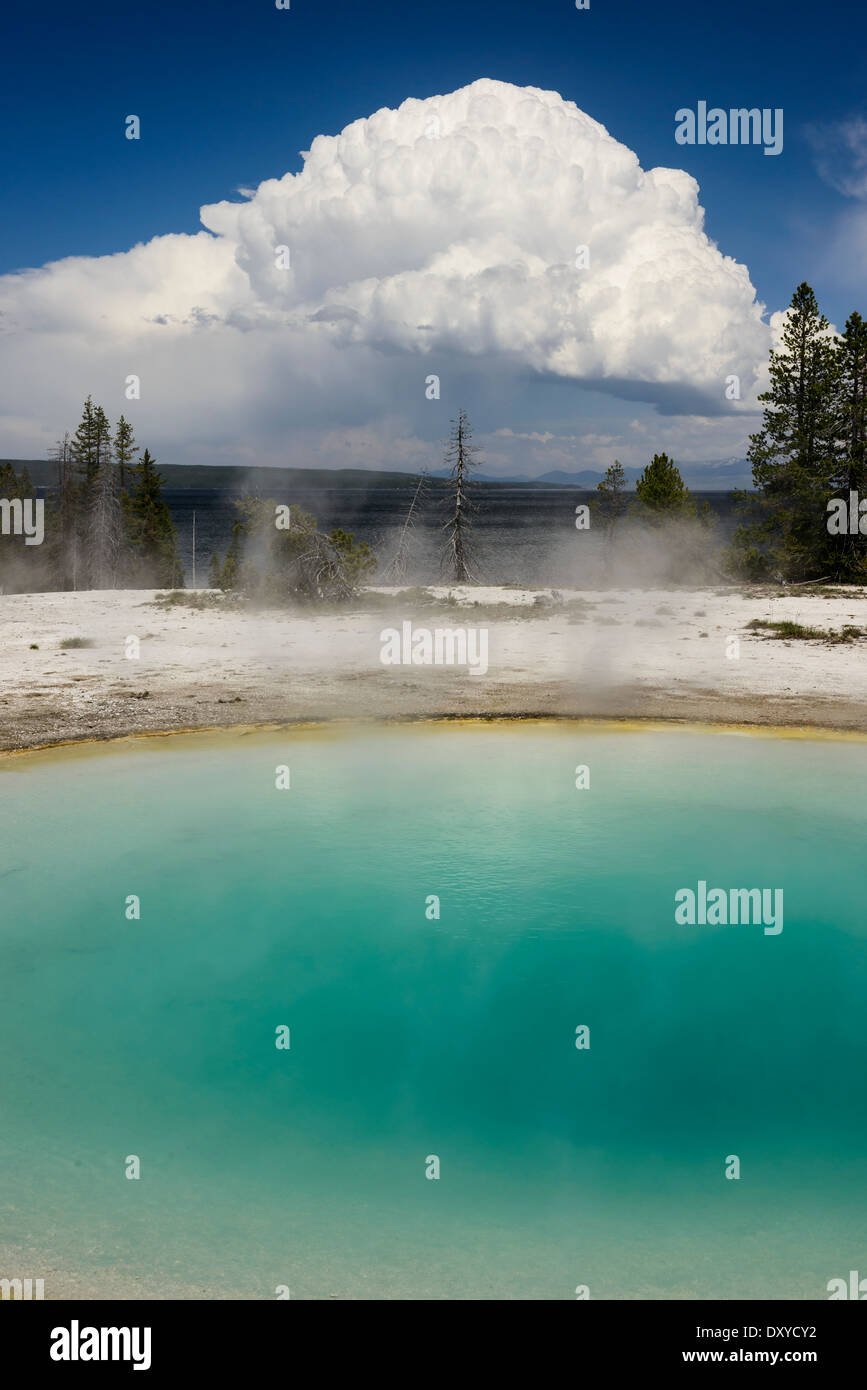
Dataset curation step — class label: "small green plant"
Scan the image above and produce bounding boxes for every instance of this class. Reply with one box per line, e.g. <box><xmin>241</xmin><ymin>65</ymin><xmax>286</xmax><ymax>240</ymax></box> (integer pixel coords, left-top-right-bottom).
<box><xmin>744</xmin><ymin>618</ymin><xmax>864</xmax><ymax>642</ymax></box>
<box><xmin>744</xmin><ymin>619</ymin><xmax>823</xmax><ymax>638</ymax></box>
<box><xmin>153</xmin><ymin>590</ymin><xmax>223</xmax><ymax>610</ymax></box>
<box><xmin>59</xmin><ymin>636</ymin><xmax>94</xmax><ymax>649</ymax></box>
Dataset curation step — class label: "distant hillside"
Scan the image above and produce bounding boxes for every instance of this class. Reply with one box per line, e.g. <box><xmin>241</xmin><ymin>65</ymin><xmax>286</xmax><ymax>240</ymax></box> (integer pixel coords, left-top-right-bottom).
<box><xmin>5</xmin><ymin>458</ymin><xmax>750</xmax><ymax>493</ymax></box>
<box><xmin>3</xmin><ymin>460</ymin><xmax>422</xmax><ymax>492</ymax></box>
<box><xmin>4</xmin><ymin>460</ymin><xmax>561</xmax><ymax>493</ymax></box>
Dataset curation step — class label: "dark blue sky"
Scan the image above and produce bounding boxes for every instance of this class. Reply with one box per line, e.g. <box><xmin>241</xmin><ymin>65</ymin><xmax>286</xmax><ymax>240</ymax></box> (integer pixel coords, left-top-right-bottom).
<box><xmin>1</xmin><ymin>0</ymin><xmax>864</xmax><ymax>324</ymax></box>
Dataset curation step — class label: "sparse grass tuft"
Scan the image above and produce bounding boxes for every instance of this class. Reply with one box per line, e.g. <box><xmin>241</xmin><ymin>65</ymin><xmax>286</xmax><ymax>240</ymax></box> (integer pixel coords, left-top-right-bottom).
<box><xmin>59</xmin><ymin>636</ymin><xmax>94</xmax><ymax>649</ymax></box>
<box><xmin>745</xmin><ymin>618</ymin><xmax>864</xmax><ymax>642</ymax></box>
<box><xmin>153</xmin><ymin>590</ymin><xmax>227</xmax><ymax>610</ymax></box>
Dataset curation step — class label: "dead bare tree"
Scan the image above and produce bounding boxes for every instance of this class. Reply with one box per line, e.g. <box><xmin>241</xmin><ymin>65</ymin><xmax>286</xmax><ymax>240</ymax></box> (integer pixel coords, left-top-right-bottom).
<box><xmin>442</xmin><ymin>409</ymin><xmax>481</xmax><ymax>583</ymax></box>
<box><xmin>383</xmin><ymin>469</ymin><xmax>428</xmax><ymax>582</ymax></box>
<box><xmin>88</xmin><ymin>451</ymin><xmax>124</xmax><ymax>589</ymax></box>
<box><xmin>288</xmin><ymin>528</ymin><xmax>356</xmax><ymax>600</ymax></box>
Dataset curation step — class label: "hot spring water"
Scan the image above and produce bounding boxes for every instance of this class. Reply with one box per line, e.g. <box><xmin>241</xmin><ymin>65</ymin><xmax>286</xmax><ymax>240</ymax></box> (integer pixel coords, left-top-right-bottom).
<box><xmin>1</xmin><ymin>723</ymin><xmax>865</xmax><ymax>1299</ymax></box>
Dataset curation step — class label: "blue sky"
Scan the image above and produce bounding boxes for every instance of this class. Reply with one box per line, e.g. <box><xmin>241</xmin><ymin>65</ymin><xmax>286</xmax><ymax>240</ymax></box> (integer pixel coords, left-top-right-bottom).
<box><xmin>1</xmin><ymin>0</ymin><xmax>865</xmax><ymax>478</ymax></box>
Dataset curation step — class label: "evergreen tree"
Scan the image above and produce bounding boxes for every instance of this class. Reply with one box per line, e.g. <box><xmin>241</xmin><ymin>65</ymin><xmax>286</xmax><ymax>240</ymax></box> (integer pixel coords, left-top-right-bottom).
<box><xmin>114</xmin><ymin>415</ymin><xmax>138</xmax><ymax>494</ymax></box>
<box><xmin>751</xmin><ymin>284</ymin><xmax>839</xmax><ymax>489</ymax></box>
<box><xmin>93</xmin><ymin>404</ymin><xmax>113</xmax><ymax>477</ymax></box>
<box><xmin>0</xmin><ymin>462</ymin><xmax>49</xmax><ymax>592</ymax></box>
<box><xmin>328</xmin><ymin>527</ymin><xmax>376</xmax><ymax>587</ymax></box>
<box><xmin>69</xmin><ymin>397</ymin><xmax>113</xmax><ymax>585</ymax></box>
<box><xmin>213</xmin><ymin>498</ymin><xmax>373</xmax><ymax>600</ymax></box>
<box><xmin>217</xmin><ymin>515</ymin><xmax>244</xmax><ymax>591</ymax></box>
<box><xmin>635</xmin><ymin>453</ymin><xmax>693</xmax><ymax>518</ymax></box>
<box><xmin>49</xmin><ymin>431</ymin><xmax>79</xmax><ymax>589</ymax></box>
<box><xmin>595</xmin><ymin>459</ymin><xmax>629</xmax><ymax>529</ymax></box>
<box><xmin>442</xmin><ymin>409</ymin><xmax>481</xmax><ymax>582</ymax></box>
<box><xmin>828</xmin><ymin>311</ymin><xmax>867</xmax><ymax>578</ymax></box>
<box><xmin>127</xmin><ymin>448</ymin><xmax>183</xmax><ymax>586</ymax></box>
<box><xmin>834</xmin><ymin>311</ymin><xmax>867</xmax><ymax>495</ymax></box>
<box><xmin>70</xmin><ymin>397</ymin><xmax>112</xmax><ymax>497</ymax></box>
<box><xmin>208</xmin><ymin>551</ymin><xmax>223</xmax><ymax>589</ymax></box>
<box><xmin>734</xmin><ymin>283</ymin><xmax>840</xmax><ymax>579</ymax></box>
<box><xmin>69</xmin><ymin>395</ymin><xmax>98</xmax><ymax>491</ymax></box>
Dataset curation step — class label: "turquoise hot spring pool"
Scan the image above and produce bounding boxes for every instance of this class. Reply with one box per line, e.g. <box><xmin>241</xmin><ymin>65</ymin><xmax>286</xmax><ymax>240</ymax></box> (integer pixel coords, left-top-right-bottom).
<box><xmin>0</xmin><ymin>722</ymin><xmax>865</xmax><ymax>1299</ymax></box>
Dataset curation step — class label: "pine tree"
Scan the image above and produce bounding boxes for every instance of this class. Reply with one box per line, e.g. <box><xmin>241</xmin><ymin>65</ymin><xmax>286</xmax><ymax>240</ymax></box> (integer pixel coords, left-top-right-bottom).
<box><xmin>828</xmin><ymin>311</ymin><xmax>867</xmax><ymax>579</ymax></box>
<box><xmin>735</xmin><ymin>283</ymin><xmax>839</xmax><ymax>579</ymax></box>
<box><xmin>69</xmin><ymin>396</ymin><xmax>98</xmax><ymax>491</ymax></box>
<box><xmin>93</xmin><ymin>405</ymin><xmax>113</xmax><ymax>477</ymax></box>
<box><xmin>216</xmin><ymin>516</ymin><xmax>245</xmax><ymax>591</ymax></box>
<box><xmin>0</xmin><ymin>462</ymin><xmax>47</xmax><ymax>592</ymax></box>
<box><xmin>114</xmin><ymin>415</ymin><xmax>138</xmax><ymax>494</ymax></box>
<box><xmin>127</xmin><ymin>448</ymin><xmax>182</xmax><ymax>587</ymax></box>
<box><xmin>213</xmin><ymin>498</ymin><xmax>373</xmax><ymax>600</ymax></box>
<box><xmin>836</xmin><ymin>311</ymin><xmax>867</xmax><ymax>491</ymax></box>
<box><xmin>635</xmin><ymin>454</ymin><xmax>693</xmax><ymax>518</ymax></box>
<box><xmin>595</xmin><ymin>459</ymin><xmax>629</xmax><ymax>530</ymax></box>
<box><xmin>751</xmin><ymin>284</ymin><xmax>839</xmax><ymax>490</ymax></box>
<box><xmin>328</xmin><ymin>527</ymin><xmax>376</xmax><ymax>588</ymax></box>
<box><xmin>49</xmin><ymin>432</ymin><xmax>79</xmax><ymax>589</ymax></box>
<box><xmin>442</xmin><ymin>409</ymin><xmax>481</xmax><ymax>583</ymax></box>
<box><xmin>69</xmin><ymin>397</ymin><xmax>113</xmax><ymax>585</ymax></box>
<box><xmin>70</xmin><ymin>397</ymin><xmax>112</xmax><ymax>496</ymax></box>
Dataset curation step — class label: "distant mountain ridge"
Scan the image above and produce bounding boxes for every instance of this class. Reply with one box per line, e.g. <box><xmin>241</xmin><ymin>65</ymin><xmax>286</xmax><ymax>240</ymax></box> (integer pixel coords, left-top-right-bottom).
<box><xmin>433</xmin><ymin>457</ymin><xmax>751</xmax><ymax>489</ymax></box>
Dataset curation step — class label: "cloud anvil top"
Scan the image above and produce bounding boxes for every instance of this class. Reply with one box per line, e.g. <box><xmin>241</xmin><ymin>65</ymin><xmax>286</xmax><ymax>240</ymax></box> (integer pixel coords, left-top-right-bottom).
<box><xmin>0</xmin><ymin>80</ymin><xmax>771</xmax><ymax>468</ymax></box>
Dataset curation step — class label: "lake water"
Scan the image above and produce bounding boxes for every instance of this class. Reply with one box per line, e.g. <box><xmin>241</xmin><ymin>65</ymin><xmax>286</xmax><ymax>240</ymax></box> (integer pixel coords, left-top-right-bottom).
<box><xmin>165</xmin><ymin>486</ymin><xmax>739</xmax><ymax>588</ymax></box>
<box><xmin>1</xmin><ymin>722</ymin><xmax>864</xmax><ymax>1299</ymax></box>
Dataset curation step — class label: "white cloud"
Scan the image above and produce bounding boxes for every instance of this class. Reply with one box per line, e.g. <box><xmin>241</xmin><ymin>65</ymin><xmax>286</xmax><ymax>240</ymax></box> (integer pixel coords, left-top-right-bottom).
<box><xmin>494</xmin><ymin>428</ymin><xmax>558</xmax><ymax>443</ymax></box>
<box><xmin>482</xmin><ymin>413</ymin><xmax>759</xmax><ymax>478</ymax></box>
<box><xmin>806</xmin><ymin>117</ymin><xmax>867</xmax><ymax>200</ymax></box>
<box><xmin>0</xmin><ymin>78</ymin><xmax>772</xmax><ymax>467</ymax></box>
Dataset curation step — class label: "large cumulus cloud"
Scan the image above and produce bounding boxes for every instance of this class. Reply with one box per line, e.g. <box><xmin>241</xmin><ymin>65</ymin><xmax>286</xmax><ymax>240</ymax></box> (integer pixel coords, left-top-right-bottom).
<box><xmin>0</xmin><ymin>79</ymin><xmax>770</xmax><ymax>465</ymax></box>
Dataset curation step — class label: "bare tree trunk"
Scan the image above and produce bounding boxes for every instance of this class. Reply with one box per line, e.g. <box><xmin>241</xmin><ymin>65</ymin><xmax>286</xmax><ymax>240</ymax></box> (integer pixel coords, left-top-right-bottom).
<box><xmin>89</xmin><ymin>457</ymin><xmax>124</xmax><ymax>588</ymax></box>
<box><xmin>384</xmin><ymin>470</ymin><xmax>428</xmax><ymax>582</ymax></box>
<box><xmin>442</xmin><ymin>410</ymin><xmax>480</xmax><ymax>583</ymax></box>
